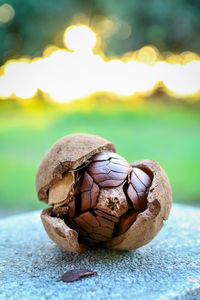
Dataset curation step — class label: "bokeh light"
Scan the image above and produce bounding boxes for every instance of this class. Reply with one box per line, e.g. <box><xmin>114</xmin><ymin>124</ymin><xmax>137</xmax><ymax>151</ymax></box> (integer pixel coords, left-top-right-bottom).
<box><xmin>63</xmin><ymin>25</ymin><xmax>96</xmax><ymax>52</ymax></box>
<box><xmin>0</xmin><ymin>24</ymin><xmax>200</xmax><ymax>103</ymax></box>
<box><xmin>0</xmin><ymin>3</ymin><xmax>15</xmax><ymax>24</ymax></box>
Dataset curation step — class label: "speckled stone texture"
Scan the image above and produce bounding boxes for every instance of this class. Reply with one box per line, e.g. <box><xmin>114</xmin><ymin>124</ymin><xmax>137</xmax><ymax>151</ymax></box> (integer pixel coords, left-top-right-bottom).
<box><xmin>0</xmin><ymin>204</ymin><xmax>200</xmax><ymax>300</ymax></box>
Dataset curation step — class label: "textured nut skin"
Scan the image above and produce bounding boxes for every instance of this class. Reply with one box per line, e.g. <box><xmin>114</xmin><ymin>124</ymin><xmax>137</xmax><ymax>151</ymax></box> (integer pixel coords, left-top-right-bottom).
<box><xmin>36</xmin><ymin>134</ymin><xmax>172</xmax><ymax>254</ymax></box>
<box><xmin>36</xmin><ymin>133</ymin><xmax>115</xmax><ymax>203</ymax></box>
<box><xmin>103</xmin><ymin>159</ymin><xmax>172</xmax><ymax>250</ymax></box>
<box><xmin>41</xmin><ymin>208</ymin><xmax>88</xmax><ymax>254</ymax></box>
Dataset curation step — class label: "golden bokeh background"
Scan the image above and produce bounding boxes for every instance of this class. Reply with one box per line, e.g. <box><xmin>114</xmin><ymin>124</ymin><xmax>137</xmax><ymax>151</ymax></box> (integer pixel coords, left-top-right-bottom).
<box><xmin>0</xmin><ymin>2</ymin><xmax>200</xmax><ymax>216</ymax></box>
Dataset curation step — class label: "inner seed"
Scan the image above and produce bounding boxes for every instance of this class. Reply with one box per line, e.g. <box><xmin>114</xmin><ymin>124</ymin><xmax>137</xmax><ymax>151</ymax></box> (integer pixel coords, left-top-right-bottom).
<box><xmin>65</xmin><ymin>152</ymin><xmax>152</xmax><ymax>244</ymax></box>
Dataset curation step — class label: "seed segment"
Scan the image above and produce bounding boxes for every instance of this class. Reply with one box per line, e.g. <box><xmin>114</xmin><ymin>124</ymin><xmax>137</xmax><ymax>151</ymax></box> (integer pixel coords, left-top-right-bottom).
<box><xmin>66</xmin><ymin>152</ymin><xmax>152</xmax><ymax>244</ymax></box>
<box><xmin>87</xmin><ymin>152</ymin><xmax>130</xmax><ymax>187</ymax></box>
<box><xmin>127</xmin><ymin>168</ymin><xmax>151</xmax><ymax>211</ymax></box>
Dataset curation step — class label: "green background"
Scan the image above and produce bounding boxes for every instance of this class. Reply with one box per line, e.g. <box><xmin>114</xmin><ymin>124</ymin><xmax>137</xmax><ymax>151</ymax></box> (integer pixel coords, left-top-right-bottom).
<box><xmin>0</xmin><ymin>0</ymin><xmax>200</xmax><ymax>216</ymax></box>
<box><xmin>0</xmin><ymin>97</ymin><xmax>199</xmax><ymax>216</ymax></box>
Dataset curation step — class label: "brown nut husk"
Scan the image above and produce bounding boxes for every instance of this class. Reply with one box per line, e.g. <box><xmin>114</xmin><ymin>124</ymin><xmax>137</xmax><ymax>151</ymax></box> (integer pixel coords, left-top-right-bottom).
<box><xmin>103</xmin><ymin>159</ymin><xmax>172</xmax><ymax>250</ymax></box>
<box><xmin>36</xmin><ymin>133</ymin><xmax>172</xmax><ymax>254</ymax></box>
<box><xmin>36</xmin><ymin>133</ymin><xmax>115</xmax><ymax>204</ymax></box>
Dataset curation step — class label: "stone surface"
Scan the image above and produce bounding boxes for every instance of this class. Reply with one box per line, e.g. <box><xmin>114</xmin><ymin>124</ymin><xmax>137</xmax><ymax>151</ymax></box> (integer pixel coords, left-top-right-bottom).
<box><xmin>0</xmin><ymin>204</ymin><xmax>200</xmax><ymax>300</ymax></box>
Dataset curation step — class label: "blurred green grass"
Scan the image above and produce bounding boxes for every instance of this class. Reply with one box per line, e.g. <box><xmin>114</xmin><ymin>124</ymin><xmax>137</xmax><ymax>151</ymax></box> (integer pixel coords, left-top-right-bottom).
<box><xmin>0</xmin><ymin>97</ymin><xmax>200</xmax><ymax>216</ymax></box>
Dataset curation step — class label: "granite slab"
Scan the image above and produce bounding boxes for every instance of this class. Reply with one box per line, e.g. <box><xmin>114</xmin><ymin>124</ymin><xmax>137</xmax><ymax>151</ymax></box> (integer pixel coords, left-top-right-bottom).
<box><xmin>0</xmin><ymin>204</ymin><xmax>200</xmax><ymax>300</ymax></box>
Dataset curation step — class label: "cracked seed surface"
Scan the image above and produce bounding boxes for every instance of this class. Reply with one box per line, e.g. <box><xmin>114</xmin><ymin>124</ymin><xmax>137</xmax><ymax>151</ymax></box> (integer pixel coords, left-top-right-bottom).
<box><xmin>65</xmin><ymin>152</ymin><xmax>152</xmax><ymax>243</ymax></box>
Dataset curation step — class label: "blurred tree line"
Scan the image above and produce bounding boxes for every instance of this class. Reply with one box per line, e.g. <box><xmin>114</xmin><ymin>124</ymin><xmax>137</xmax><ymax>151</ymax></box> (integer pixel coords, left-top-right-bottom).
<box><xmin>0</xmin><ymin>0</ymin><xmax>200</xmax><ymax>64</ymax></box>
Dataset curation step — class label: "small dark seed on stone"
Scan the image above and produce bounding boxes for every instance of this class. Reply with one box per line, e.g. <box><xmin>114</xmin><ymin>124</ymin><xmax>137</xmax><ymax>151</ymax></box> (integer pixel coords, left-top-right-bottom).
<box><xmin>62</xmin><ymin>269</ymin><xmax>97</xmax><ymax>282</ymax></box>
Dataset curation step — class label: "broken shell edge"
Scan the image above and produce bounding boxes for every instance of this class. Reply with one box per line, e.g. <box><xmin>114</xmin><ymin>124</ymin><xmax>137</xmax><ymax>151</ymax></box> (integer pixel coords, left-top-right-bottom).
<box><xmin>41</xmin><ymin>208</ymin><xmax>88</xmax><ymax>254</ymax></box>
<box><xmin>102</xmin><ymin>159</ymin><xmax>172</xmax><ymax>250</ymax></box>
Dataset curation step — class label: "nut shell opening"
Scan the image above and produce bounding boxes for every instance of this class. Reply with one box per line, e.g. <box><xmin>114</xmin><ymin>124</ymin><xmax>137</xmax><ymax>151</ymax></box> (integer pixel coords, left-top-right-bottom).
<box><xmin>37</xmin><ymin>134</ymin><xmax>172</xmax><ymax>253</ymax></box>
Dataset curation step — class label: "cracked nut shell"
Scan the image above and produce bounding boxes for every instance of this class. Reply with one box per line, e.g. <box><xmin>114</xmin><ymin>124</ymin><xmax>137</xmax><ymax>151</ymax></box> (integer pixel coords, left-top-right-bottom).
<box><xmin>36</xmin><ymin>133</ymin><xmax>172</xmax><ymax>254</ymax></box>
